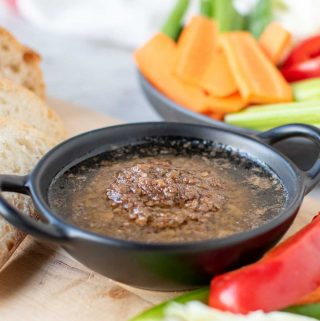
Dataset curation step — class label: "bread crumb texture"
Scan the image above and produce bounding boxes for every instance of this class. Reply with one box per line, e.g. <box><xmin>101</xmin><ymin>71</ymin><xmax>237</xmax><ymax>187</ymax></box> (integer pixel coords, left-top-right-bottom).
<box><xmin>0</xmin><ymin>27</ymin><xmax>45</xmax><ymax>99</ymax></box>
<box><xmin>0</xmin><ymin>78</ymin><xmax>66</xmax><ymax>142</ymax></box>
<box><xmin>0</xmin><ymin>118</ymin><xmax>56</xmax><ymax>269</ymax></box>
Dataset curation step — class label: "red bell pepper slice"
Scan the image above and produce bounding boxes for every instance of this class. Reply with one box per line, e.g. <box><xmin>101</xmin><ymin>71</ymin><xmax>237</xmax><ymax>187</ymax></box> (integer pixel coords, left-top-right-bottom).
<box><xmin>282</xmin><ymin>34</ymin><xmax>320</xmax><ymax>69</ymax></box>
<box><xmin>209</xmin><ymin>213</ymin><xmax>320</xmax><ymax>314</ymax></box>
<box><xmin>281</xmin><ymin>56</ymin><xmax>320</xmax><ymax>82</ymax></box>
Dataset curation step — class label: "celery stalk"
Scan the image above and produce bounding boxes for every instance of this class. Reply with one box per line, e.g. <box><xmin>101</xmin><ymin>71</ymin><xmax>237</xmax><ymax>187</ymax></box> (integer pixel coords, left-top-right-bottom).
<box><xmin>210</xmin><ymin>0</ymin><xmax>216</xmax><ymax>18</ymax></box>
<box><xmin>272</xmin><ymin>0</ymin><xmax>289</xmax><ymax>11</ymax></box>
<box><xmin>225</xmin><ymin>102</ymin><xmax>320</xmax><ymax>130</ymax></box>
<box><xmin>213</xmin><ymin>0</ymin><xmax>245</xmax><ymax>32</ymax></box>
<box><xmin>245</xmin><ymin>101</ymin><xmax>320</xmax><ymax>113</ymax></box>
<box><xmin>292</xmin><ymin>78</ymin><xmax>320</xmax><ymax>101</ymax></box>
<box><xmin>284</xmin><ymin>303</ymin><xmax>320</xmax><ymax>320</ymax></box>
<box><xmin>247</xmin><ymin>0</ymin><xmax>272</xmax><ymax>38</ymax></box>
<box><xmin>129</xmin><ymin>288</ymin><xmax>209</xmax><ymax>321</ymax></box>
<box><xmin>200</xmin><ymin>0</ymin><xmax>212</xmax><ymax>17</ymax></box>
<box><xmin>162</xmin><ymin>0</ymin><xmax>190</xmax><ymax>40</ymax></box>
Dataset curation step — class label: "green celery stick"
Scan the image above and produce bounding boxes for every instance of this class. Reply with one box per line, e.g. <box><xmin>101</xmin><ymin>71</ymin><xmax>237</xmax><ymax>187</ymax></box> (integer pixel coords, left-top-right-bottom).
<box><xmin>210</xmin><ymin>0</ymin><xmax>216</xmax><ymax>18</ymax></box>
<box><xmin>292</xmin><ymin>78</ymin><xmax>320</xmax><ymax>101</ymax></box>
<box><xmin>161</xmin><ymin>0</ymin><xmax>190</xmax><ymax>40</ymax></box>
<box><xmin>213</xmin><ymin>0</ymin><xmax>245</xmax><ymax>32</ymax></box>
<box><xmin>200</xmin><ymin>0</ymin><xmax>212</xmax><ymax>17</ymax></box>
<box><xmin>247</xmin><ymin>0</ymin><xmax>272</xmax><ymax>38</ymax></box>
<box><xmin>129</xmin><ymin>287</ymin><xmax>209</xmax><ymax>321</ymax></box>
<box><xmin>225</xmin><ymin>103</ymin><xmax>320</xmax><ymax>130</ymax></box>
<box><xmin>283</xmin><ymin>303</ymin><xmax>320</xmax><ymax>320</ymax></box>
<box><xmin>225</xmin><ymin>109</ymin><xmax>320</xmax><ymax>129</ymax></box>
<box><xmin>245</xmin><ymin>101</ymin><xmax>320</xmax><ymax>113</ymax></box>
<box><xmin>272</xmin><ymin>0</ymin><xmax>288</xmax><ymax>11</ymax></box>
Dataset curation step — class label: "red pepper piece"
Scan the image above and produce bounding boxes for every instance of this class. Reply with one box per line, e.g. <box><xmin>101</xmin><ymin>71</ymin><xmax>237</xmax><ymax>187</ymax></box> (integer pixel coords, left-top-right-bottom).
<box><xmin>281</xmin><ymin>56</ymin><xmax>320</xmax><ymax>82</ymax></box>
<box><xmin>209</xmin><ymin>213</ymin><xmax>320</xmax><ymax>314</ymax></box>
<box><xmin>282</xmin><ymin>34</ymin><xmax>320</xmax><ymax>69</ymax></box>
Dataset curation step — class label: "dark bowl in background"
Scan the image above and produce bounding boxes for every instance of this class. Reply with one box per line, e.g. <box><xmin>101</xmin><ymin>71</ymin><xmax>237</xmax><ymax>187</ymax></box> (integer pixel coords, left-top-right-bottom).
<box><xmin>138</xmin><ymin>72</ymin><xmax>319</xmax><ymax>172</ymax></box>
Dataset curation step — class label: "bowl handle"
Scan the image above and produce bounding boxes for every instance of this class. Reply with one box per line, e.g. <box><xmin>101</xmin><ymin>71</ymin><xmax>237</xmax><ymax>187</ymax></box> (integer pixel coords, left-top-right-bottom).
<box><xmin>0</xmin><ymin>174</ymin><xmax>68</xmax><ymax>242</ymax></box>
<box><xmin>257</xmin><ymin>124</ymin><xmax>320</xmax><ymax>194</ymax></box>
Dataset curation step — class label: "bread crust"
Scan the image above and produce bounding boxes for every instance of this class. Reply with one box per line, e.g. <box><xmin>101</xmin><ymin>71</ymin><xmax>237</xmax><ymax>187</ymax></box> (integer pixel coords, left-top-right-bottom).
<box><xmin>0</xmin><ymin>77</ymin><xmax>66</xmax><ymax>142</ymax></box>
<box><xmin>0</xmin><ymin>118</ymin><xmax>56</xmax><ymax>270</ymax></box>
<box><xmin>0</xmin><ymin>27</ymin><xmax>64</xmax><ymax>270</ymax></box>
<box><xmin>0</xmin><ymin>27</ymin><xmax>45</xmax><ymax>99</ymax></box>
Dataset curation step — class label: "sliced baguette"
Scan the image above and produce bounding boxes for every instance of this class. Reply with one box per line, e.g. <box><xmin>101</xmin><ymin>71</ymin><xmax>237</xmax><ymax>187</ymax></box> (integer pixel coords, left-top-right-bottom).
<box><xmin>0</xmin><ymin>78</ymin><xmax>66</xmax><ymax>142</ymax></box>
<box><xmin>0</xmin><ymin>118</ymin><xmax>56</xmax><ymax>269</ymax></box>
<box><xmin>0</xmin><ymin>27</ymin><xmax>45</xmax><ymax>99</ymax></box>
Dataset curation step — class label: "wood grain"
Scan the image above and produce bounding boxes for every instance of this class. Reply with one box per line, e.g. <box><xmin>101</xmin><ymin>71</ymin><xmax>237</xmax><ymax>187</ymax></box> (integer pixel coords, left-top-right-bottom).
<box><xmin>0</xmin><ymin>99</ymin><xmax>318</xmax><ymax>321</ymax></box>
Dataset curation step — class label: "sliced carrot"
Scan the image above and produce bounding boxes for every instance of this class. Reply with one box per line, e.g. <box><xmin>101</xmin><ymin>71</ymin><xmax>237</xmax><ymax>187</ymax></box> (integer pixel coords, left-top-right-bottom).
<box><xmin>220</xmin><ymin>32</ymin><xmax>292</xmax><ymax>104</ymax></box>
<box><xmin>202</xmin><ymin>111</ymin><xmax>224</xmax><ymax>121</ymax></box>
<box><xmin>174</xmin><ymin>16</ymin><xmax>218</xmax><ymax>86</ymax></box>
<box><xmin>134</xmin><ymin>33</ymin><xmax>209</xmax><ymax>113</ymax></box>
<box><xmin>174</xmin><ymin>15</ymin><xmax>238</xmax><ymax>98</ymax></box>
<box><xmin>259</xmin><ymin>22</ymin><xmax>292</xmax><ymax>65</ymax></box>
<box><xmin>205</xmin><ymin>93</ymin><xmax>247</xmax><ymax>114</ymax></box>
<box><xmin>200</xmin><ymin>48</ymin><xmax>238</xmax><ymax>97</ymax></box>
<box><xmin>294</xmin><ymin>286</ymin><xmax>320</xmax><ymax>305</ymax></box>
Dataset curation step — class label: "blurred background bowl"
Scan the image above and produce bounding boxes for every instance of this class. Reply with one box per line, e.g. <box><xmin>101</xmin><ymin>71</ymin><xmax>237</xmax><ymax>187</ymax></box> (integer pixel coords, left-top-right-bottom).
<box><xmin>138</xmin><ymin>71</ymin><xmax>319</xmax><ymax>173</ymax></box>
<box><xmin>138</xmin><ymin>72</ymin><xmax>251</xmax><ymax>134</ymax></box>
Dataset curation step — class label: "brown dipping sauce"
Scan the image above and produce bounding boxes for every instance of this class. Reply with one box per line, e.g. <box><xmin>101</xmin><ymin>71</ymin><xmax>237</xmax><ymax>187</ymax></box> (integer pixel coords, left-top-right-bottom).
<box><xmin>48</xmin><ymin>137</ymin><xmax>287</xmax><ymax>243</ymax></box>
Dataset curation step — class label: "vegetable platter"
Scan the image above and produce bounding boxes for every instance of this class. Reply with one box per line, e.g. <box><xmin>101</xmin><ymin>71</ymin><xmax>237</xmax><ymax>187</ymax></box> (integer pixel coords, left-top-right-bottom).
<box><xmin>130</xmin><ymin>211</ymin><xmax>320</xmax><ymax>321</ymax></box>
<box><xmin>135</xmin><ymin>0</ymin><xmax>320</xmax><ymax>132</ymax></box>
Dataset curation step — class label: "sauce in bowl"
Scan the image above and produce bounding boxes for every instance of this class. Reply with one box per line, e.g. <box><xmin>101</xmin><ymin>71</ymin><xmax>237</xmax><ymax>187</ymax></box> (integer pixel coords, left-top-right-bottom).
<box><xmin>48</xmin><ymin>137</ymin><xmax>287</xmax><ymax>243</ymax></box>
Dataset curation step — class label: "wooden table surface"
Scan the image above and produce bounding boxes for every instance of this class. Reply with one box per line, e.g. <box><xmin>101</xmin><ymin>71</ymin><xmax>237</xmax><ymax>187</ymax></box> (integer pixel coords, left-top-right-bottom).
<box><xmin>0</xmin><ymin>98</ymin><xmax>319</xmax><ymax>321</ymax></box>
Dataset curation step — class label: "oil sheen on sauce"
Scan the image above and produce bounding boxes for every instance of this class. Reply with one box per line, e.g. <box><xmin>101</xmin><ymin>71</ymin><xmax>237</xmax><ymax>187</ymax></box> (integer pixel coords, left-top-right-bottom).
<box><xmin>48</xmin><ymin>138</ymin><xmax>287</xmax><ymax>243</ymax></box>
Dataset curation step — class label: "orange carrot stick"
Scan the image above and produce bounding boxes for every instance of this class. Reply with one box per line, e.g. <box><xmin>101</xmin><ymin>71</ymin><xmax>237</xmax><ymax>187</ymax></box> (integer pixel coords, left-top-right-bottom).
<box><xmin>259</xmin><ymin>22</ymin><xmax>292</xmax><ymax>65</ymax></box>
<box><xmin>202</xmin><ymin>111</ymin><xmax>225</xmax><ymax>121</ymax></box>
<box><xmin>205</xmin><ymin>93</ymin><xmax>247</xmax><ymax>114</ymax></box>
<box><xmin>174</xmin><ymin>16</ymin><xmax>237</xmax><ymax>98</ymax></box>
<box><xmin>220</xmin><ymin>32</ymin><xmax>292</xmax><ymax>104</ymax></box>
<box><xmin>135</xmin><ymin>33</ymin><xmax>209</xmax><ymax>113</ymax></box>
<box><xmin>174</xmin><ymin>16</ymin><xmax>218</xmax><ymax>86</ymax></box>
<box><xmin>200</xmin><ymin>48</ymin><xmax>238</xmax><ymax>97</ymax></box>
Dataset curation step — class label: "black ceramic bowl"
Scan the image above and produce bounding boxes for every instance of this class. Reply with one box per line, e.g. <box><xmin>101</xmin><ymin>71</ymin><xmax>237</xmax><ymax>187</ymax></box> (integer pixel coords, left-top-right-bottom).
<box><xmin>139</xmin><ymin>73</ymin><xmax>319</xmax><ymax>171</ymax></box>
<box><xmin>0</xmin><ymin>122</ymin><xmax>319</xmax><ymax>291</ymax></box>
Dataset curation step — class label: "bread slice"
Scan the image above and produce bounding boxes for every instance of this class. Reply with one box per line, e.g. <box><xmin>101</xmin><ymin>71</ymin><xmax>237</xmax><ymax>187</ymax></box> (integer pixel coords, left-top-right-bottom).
<box><xmin>0</xmin><ymin>27</ymin><xmax>45</xmax><ymax>99</ymax></box>
<box><xmin>0</xmin><ymin>78</ymin><xmax>66</xmax><ymax>142</ymax></box>
<box><xmin>0</xmin><ymin>118</ymin><xmax>56</xmax><ymax>269</ymax></box>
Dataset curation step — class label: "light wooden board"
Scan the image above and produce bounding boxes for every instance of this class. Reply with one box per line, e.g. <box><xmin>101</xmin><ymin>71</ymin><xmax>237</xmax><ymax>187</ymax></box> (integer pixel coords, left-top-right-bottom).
<box><xmin>0</xmin><ymin>99</ymin><xmax>319</xmax><ymax>321</ymax></box>
<box><xmin>48</xmin><ymin>97</ymin><xmax>122</xmax><ymax>136</ymax></box>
